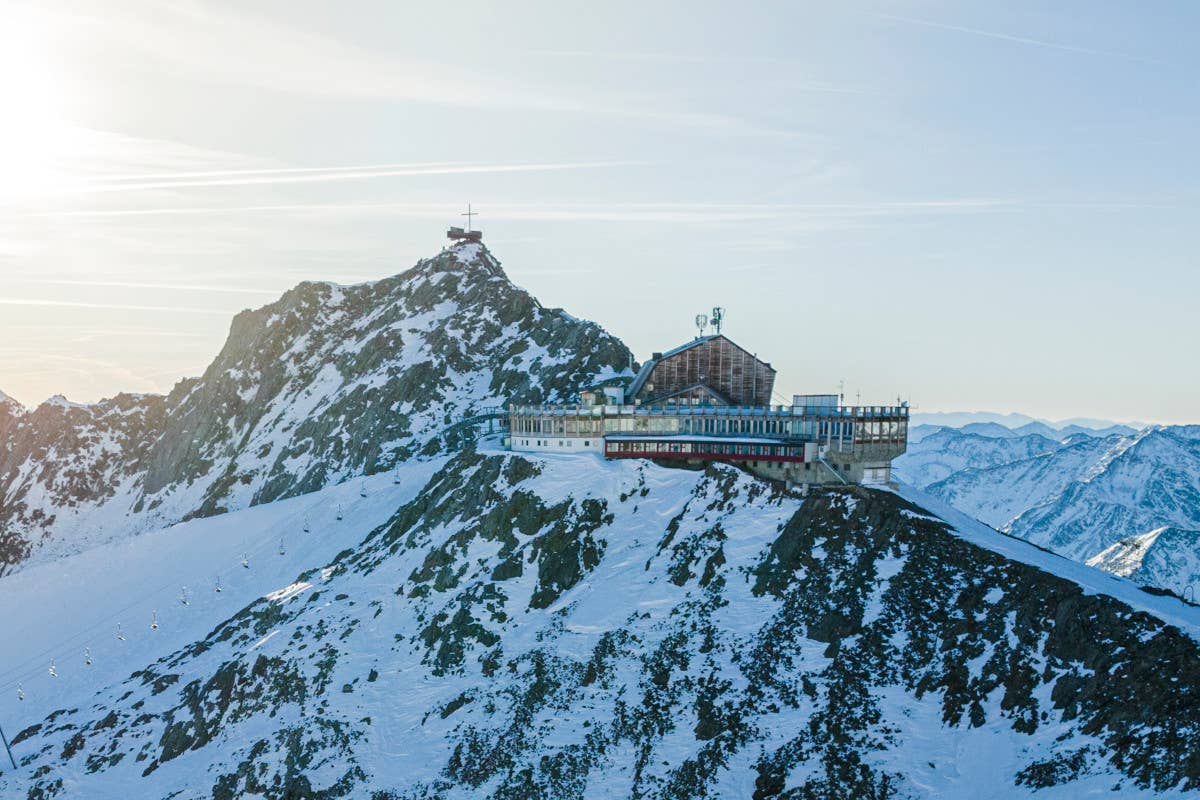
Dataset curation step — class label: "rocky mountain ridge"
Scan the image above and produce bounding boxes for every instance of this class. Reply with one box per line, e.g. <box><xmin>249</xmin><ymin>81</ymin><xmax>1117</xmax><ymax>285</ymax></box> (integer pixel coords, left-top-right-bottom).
<box><xmin>0</xmin><ymin>242</ymin><xmax>631</xmax><ymax>575</ymax></box>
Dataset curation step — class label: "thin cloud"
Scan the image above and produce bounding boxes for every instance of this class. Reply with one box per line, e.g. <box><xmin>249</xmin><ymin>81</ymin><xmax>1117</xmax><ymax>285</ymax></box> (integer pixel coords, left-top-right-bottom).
<box><xmin>42</xmin><ymin>197</ymin><xmax>1179</xmax><ymax>225</ymax></box>
<box><xmin>92</xmin><ymin>161</ymin><xmax>467</xmax><ymax>183</ymax></box>
<box><xmin>73</xmin><ymin>2</ymin><xmax>798</xmax><ymax>139</ymax></box>
<box><xmin>61</xmin><ymin>161</ymin><xmax>636</xmax><ymax>194</ymax></box>
<box><xmin>37</xmin><ymin>199</ymin><xmax>1019</xmax><ymax>223</ymax></box>
<box><xmin>24</xmin><ymin>279</ymin><xmax>282</xmax><ymax>296</ymax></box>
<box><xmin>0</xmin><ymin>298</ymin><xmax>232</xmax><ymax>315</ymax></box>
<box><xmin>528</xmin><ymin>49</ymin><xmax>777</xmax><ymax>65</ymax></box>
<box><xmin>875</xmin><ymin>13</ymin><xmax>1165</xmax><ymax>65</ymax></box>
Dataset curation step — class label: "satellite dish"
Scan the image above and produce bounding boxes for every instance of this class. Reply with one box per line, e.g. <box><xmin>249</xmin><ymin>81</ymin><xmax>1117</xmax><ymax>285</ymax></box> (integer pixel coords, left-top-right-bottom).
<box><xmin>694</xmin><ymin>313</ymin><xmax>708</xmax><ymax>338</ymax></box>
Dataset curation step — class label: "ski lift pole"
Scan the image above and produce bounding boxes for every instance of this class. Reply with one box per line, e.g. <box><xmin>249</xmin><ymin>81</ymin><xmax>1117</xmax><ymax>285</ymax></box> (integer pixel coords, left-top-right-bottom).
<box><xmin>0</xmin><ymin>719</ymin><xmax>16</xmax><ymax>771</ymax></box>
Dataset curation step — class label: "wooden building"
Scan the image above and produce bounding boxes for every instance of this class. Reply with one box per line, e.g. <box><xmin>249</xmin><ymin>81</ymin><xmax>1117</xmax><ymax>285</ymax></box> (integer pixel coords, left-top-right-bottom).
<box><xmin>628</xmin><ymin>335</ymin><xmax>775</xmax><ymax>406</ymax></box>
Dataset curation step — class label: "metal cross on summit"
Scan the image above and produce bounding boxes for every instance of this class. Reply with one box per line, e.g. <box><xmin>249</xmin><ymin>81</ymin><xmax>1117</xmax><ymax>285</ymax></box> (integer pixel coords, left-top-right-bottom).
<box><xmin>461</xmin><ymin>203</ymin><xmax>478</xmax><ymax>232</ymax></box>
<box><xmin>446</xmin><ymin>204</ymin><xmax>483</xmax><ymax>242</ymax></box>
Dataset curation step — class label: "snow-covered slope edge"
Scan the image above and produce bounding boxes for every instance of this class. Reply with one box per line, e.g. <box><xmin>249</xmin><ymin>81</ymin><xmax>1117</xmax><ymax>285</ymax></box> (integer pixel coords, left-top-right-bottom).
<box><xmin>3</xmin><ymin>450</ymin><xmax>1198</xmax><ymax>799</ymax></box>
<box><xmin>1087</xmin><ymin>527</ymin><xmax>1200</xmax><ymax>597</ymax></box>
<box><xmin>0</xmin><ymin>242</ymin><xmax>632</xmax><ymax>576</ymax></box>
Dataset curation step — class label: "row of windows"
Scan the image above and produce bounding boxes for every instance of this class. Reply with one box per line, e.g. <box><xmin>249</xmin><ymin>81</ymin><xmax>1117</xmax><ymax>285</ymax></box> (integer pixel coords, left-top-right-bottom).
<box><xmin>516</xmin><ymin>438</ymin><xmax>593</xmax><ymax>448</ymax></box>
<box><xmin>605</xmin><ymin>441</ymin><xmax>803</xmax><ymax>458</ymax></box>
<box><xmin>512</xmin><ymin>414</ymin><xmax>905</xmax><ymax>444</ymax></box>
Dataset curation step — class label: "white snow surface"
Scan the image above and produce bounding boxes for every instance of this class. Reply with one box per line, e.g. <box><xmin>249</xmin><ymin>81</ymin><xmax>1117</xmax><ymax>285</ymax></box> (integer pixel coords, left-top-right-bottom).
<box><xmin>0</xmin><ymin>452</ymin><xmax>1195</xmax><ymax>797</ymax></box>
<box><xmin>0</xmin><ymin>461</ymin><xmax>444</xmax><ymax>727</ymax></box>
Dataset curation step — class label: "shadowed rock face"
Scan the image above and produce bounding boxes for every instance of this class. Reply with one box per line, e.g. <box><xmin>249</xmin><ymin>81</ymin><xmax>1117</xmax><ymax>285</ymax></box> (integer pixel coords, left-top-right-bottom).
<box><xmin>10</xmin><ymin>452</ymin><xmax>1198</xmax><ymax>799</ymax></box>
<box><xmin>0</xmin><ymin>242</ymin><xmax>632</xmax><ymax>575</ymax></box>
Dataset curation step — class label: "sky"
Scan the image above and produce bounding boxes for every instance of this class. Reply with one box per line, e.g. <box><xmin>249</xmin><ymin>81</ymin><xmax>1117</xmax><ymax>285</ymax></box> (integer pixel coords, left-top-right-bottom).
<box><xmin>0</xmin><ymin>0</ymin><xmax>1196</xmax><ymax>424</ymax></box>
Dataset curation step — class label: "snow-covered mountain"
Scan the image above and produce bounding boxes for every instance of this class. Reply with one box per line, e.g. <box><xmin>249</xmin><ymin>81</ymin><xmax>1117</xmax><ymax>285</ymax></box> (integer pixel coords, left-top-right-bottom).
<box><xmin>910</xmin><ymin>411</ymin><xmax>1139</xmax><ymax>434</ymax></box>
<box><xmin>1005</xmin><ymin>426</ymin><xmax>1200</xmax><ymax>562</ymax></box>
<box><xmin>893</xmin><ymin>428</ymin><xmax>1064</xmax><ymax>487</ymax></box>
<box><xmin>2</xmin><ymin>448</ymin><xmax>1199</xmax><ymax>799</ymax></box>
<box><xmin>1088</xmin><ymin>527</ymin><xmax>1200</xmax><ymax>597</ymax></box>
<box><xmin>0</xmin><ymin>242</ymin><xmax>630</xmax><ymax>575</ymax></box>
<box><xmin>918</xmin><ymin>434</ymin><xmax>1122</xmax><ymax>528</ymax></box>
<box><xmin>897</xmin><ymin>424</ymin><xmax>1200</xmax><ymax>597</ymax></box>
<box><xmin>2</xmin><ymin>240</ymin><xmax>1197</xmax><ymax>798</ymax></box>
<box><xmin>906</xmin><ymin>420</ymin><xmax>1136</xmax><ymax>449</ymax></box>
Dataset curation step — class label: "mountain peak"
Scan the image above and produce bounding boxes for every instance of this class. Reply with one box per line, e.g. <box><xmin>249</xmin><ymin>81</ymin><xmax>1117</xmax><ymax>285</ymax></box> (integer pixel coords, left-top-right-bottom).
<box><xmin>0</xmin><ymin>240</ymin><xmax>631</xmax><ymax>574</ymax></box>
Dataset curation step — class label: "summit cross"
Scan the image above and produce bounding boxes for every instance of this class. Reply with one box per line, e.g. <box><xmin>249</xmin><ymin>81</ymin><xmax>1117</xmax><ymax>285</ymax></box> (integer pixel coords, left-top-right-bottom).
<box><xmin>461</xmin><ymin>203</ymin><xmax>478</xmax><ymax>232</ymax></box>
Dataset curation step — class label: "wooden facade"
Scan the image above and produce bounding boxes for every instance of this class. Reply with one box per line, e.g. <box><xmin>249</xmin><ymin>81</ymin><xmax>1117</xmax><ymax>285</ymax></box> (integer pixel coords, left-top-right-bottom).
<box><xmin>637</xmin><ymin>335</ymin><xmax>775</xmax><ymax>406</ymax></box>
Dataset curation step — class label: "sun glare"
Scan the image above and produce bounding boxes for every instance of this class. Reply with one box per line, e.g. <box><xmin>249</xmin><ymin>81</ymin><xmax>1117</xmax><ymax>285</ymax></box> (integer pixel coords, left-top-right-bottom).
<box><xmin>0</xmin><ymin>6</ymin><xmax>74</xmax><ymax>204</ymax></box>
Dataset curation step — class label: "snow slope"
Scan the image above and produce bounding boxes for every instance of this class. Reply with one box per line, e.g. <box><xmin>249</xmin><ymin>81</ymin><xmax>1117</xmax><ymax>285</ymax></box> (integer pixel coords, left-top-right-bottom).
<box><xmin>1087</xmin><ymin>527</ymin><xmax>1200</xmax><ymax>598</ymax></box>
<box><xmin>1</xmin><ymin>449</ymin><xmax>1197</xmax><ymax>798</ymax></box>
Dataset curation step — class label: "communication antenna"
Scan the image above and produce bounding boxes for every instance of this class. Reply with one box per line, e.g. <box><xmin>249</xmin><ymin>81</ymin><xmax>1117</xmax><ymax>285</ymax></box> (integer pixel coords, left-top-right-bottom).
<box><xmin>694</xmin><ymin>313</ymin><xmax>708</xmax><ymax>338</ymax></box>
<box><xmin>710</xmin><ymin>307</ymin><xmax>725</xmax><ymax>335</ymax></box>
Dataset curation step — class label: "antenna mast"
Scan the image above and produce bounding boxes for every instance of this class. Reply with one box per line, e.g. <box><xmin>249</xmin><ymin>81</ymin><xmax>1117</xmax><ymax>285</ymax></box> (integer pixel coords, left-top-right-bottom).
<box><xmin>694</xmin><ymin>313</ymin><xmax>708</xmax><ymax>339</ymax></box>
<box><xmin>710</xmin><ymin>307</ymin><xmax>725</xmax><ymax>335</ymax></box>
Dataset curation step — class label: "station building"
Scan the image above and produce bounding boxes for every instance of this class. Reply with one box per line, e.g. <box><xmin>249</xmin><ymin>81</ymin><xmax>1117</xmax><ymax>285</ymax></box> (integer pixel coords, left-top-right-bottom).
<box><xmin>507</xmin><ymin>332</ymin><xmax>908</xmax><ymax>487</ymax></box>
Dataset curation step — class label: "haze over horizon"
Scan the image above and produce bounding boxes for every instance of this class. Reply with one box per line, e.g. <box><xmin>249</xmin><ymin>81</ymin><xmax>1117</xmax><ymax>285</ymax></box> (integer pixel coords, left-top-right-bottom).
<box><xmin>1</xmin><ymin>1</ymin><xmax>1196</xmax><ymax>424</ymax></box>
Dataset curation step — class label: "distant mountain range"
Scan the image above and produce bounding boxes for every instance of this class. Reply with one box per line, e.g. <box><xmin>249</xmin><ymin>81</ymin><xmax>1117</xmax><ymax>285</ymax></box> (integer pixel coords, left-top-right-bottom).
<box><xmin>896</xmin><ymin>422</ymin><xmax>1200</xmax><ymax>598</ymax></box>
<box><xmin>910</xmin><ymin>410</ymin><xmax>1146</xmax><ymax>432</ymax></box>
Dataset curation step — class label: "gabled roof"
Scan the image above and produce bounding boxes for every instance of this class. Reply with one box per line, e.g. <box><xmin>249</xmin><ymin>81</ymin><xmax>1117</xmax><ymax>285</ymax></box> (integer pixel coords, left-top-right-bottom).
<box><xmin>627</xmin><ymin>359</ymin><xmax>657</xmax><ymax>399</ymax></box>
<box><xmin>658</xmin><ymin>334</ymin><xmax>773</xmax><ymax>369</ymax></box>
<box><xmin>629</xmin><ymin>334</ymin><xmax>774</xmax><ymax>401</ymax></box>
<box><xmin>658</xmin><ymin>334</ymin><xmax>721</xmax><ymax>360</ymax></box>
<box><xmin>646</xmin><ymin>382</ymin><xmax>733</xmax><ymax>406</ymax></box>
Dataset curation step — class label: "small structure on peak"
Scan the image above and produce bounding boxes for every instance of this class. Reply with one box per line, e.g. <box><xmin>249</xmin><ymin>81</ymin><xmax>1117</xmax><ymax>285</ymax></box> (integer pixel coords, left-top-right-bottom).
<box><xmin>446</xmin><ymin>226</ymin><xmax>481</xmax><ymax>243</ymax></box>
<box><xmin>507</xmin><ymin>314</ymin><xmax>909</xmax><ymax>488</ymax></box>
<box><xmin>447</xmin><ymin>203</ymin><xmax>482</xmax><ymax>242</ymax></box>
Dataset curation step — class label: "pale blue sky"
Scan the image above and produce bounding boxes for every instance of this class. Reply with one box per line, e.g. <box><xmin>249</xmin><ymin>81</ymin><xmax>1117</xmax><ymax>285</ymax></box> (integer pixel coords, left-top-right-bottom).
<box><xmin>0</xmin><ymin>0</ymin><xmax>1195</xmax><ymax>423</ymax></box>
